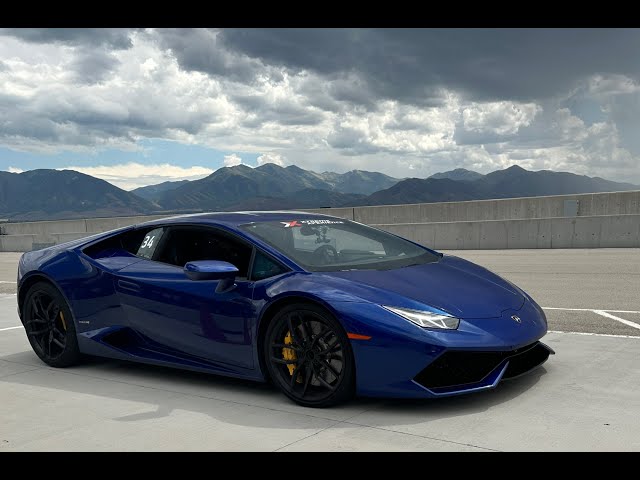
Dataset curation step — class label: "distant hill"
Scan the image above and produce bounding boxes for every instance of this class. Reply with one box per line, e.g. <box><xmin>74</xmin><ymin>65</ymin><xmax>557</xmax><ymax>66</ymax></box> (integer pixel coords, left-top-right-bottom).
<box><xmin>319</xmin><ymin>169</ymin><xmax>400</xmax><ymax>194</ymax></box>
<box><xmin>0</xmin><ymin>169</ymin><xmax>155</xmax><ymax>220</ymax></box>
<box><xmin>363</xmin><ymin>178</ymin><xmax>482</xmax><ymax>205</ymax></box>
<box><xmin>429</xmin><ymin>168</ymin><xmax>484</xmax><ymax>182</ymax></box>
<box><xmin>361</xmin><ymin>165</ymin><xmax>638</xmax><ymax>206</ymax></box>
<box><xmin>478</xmin><ymin>165</ymin><xmax>634</xmax><ymax>197</ymax></box>
<box><xmin>1</xmin><ymin>165</ymin><xmax>637</xmax><ymax>221</ymax></box>
<box><xmin>228</xmin><ymin>189</ymin><xmax>365</xmax><ymax>211</ymax></box>
<box><xmin>131</xmin><ymin>180</ymin><xmax>189</xmax><ymax>202</ymax></box>
<box><xmin>156</xmin><ymin>164</ymin><xmax>399</xmax><ymax>211</ymax></box>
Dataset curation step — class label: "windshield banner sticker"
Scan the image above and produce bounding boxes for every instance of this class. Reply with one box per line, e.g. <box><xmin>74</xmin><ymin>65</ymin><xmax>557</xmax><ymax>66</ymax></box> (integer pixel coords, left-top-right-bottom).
<box><xmin>281</xmin><ymin>219</ymin><xmax>345</xmax><ymax>228</ymax></box>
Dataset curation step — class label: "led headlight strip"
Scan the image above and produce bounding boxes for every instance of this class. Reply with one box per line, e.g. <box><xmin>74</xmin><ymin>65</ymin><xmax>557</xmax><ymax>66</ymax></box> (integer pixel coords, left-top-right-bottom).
<box><xmin>382</xmin><ymin>305</ymin><xmax>460</xmax><ymax>330</ymax></box>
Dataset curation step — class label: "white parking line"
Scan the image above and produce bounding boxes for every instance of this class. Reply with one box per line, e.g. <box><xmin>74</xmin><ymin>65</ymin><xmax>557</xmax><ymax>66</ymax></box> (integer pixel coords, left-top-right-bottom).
<box><xmin>548</xmin><ymin>330</ymin><xmax>640</xmax><ymax>339</ymax></box>
<box><xmin>542</xmin><ymin>306</ymin><xmax>640</xmax><ymax>331</ymax></box>
<box><xmin>0</xmin><ymin>281</ymin><xmax>16</xmax><ymax>284</ymax></box>
<box><xmin>592</xmin><ymin>310</ymin><xmax>640</xmax><ymax>331</ymax></box>
<box><xmin>0</xmin><ymin>326</ymin><xmax>22</xmax><ymax>332</ymax></box>
<box><xmin>543</xmin><ymin>307</ymin><xmax>640</xmax><ymax>314</ymax></box>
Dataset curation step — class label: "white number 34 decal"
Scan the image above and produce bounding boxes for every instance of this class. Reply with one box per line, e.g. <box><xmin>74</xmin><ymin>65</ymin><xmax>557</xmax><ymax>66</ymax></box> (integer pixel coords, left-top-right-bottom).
<box><xmin>141</xmin><ymin>235</ymin><xmax>156</xmax><ymax>248</ymax></box>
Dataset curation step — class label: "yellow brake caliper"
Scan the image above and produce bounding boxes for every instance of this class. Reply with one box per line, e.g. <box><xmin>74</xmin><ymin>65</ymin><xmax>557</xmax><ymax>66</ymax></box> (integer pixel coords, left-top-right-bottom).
<box><xmin>282</xmin><ymin>331</ymin><xmax>300</xmax><ymax>381</ymax></box>
<box><xmin>59</xmin><ymin>311</ymin><xmax>67</xmax><ymax>331</ymax></box>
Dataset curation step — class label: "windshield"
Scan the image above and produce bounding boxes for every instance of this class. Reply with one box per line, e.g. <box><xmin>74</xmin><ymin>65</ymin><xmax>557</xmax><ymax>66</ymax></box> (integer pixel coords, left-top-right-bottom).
<box><xmin>240</xmin><ymin>218</ymin><xmax>440</xmax><ymax>271</ymax></box>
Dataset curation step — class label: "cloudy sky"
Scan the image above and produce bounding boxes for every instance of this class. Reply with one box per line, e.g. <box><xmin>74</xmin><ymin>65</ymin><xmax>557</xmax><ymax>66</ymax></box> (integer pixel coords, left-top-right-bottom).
<box><xmin>2</xmin><ymin>28</ymin><xmax>640</xmax><ymax>190</ymax></box>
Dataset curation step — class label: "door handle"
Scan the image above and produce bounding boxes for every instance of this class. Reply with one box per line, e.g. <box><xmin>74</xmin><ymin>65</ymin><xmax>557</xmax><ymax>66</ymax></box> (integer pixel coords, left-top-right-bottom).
<box><xmin>117</xmin><ymin>280</ymin><xmax>141</xmax><ymax>292</ymax></box>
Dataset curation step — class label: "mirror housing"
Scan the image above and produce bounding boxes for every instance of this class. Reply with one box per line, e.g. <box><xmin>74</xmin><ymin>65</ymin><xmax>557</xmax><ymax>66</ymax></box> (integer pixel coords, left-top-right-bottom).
<box><xmin>184</xmin><ymin>260</ymin><xmax>239</xmax><ymax>282</ymax></box>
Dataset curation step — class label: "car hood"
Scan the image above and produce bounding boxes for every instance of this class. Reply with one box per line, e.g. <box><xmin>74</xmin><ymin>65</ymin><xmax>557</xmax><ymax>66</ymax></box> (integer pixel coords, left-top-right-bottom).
<box><xmin>324</xmin><ymin>254</ymin><xmax>525</xmax><ymax>319</ymax></box>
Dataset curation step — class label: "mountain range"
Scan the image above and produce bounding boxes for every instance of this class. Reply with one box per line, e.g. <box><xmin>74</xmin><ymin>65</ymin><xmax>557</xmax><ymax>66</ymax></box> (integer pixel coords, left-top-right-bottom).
<box><xmin>153</xmin><ymin>164</ymin><xmax>397</xmax><ymax>211</ymax></box>
<box><xmin>131</xmin><ymin>180</ymin><xmax>190</xmax><ymax>202</ymax></box>
<box><xmin>364</xmin><ymin>165</ymin><xmax>637</xmax><ymax>206</ymax></box>
<box><xmin>0</xmin><ymin>170</ymin><xmax>154</xmax><ymax>221</ymax></box>
<box><xmin>429</xmin><ymin>168</ymin><xmax>485</xmax><ymax>182</ymax></box>
<box><xmin>1</xmin><ymin>164</ymin><xmax>637</xmax><ymax>221</ymax></box>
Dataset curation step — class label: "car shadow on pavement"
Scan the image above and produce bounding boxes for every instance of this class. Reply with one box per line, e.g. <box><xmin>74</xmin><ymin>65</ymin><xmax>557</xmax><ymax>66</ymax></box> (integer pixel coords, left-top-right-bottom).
<box><xmin>0</xmin><ymin>349</ymin><xmax>546</xmax><ymax>429</ymax></box>
<box><xmin>361</xmin><ymin>367</ymin><xmax>547</xmax><ymax>423</ymax></box>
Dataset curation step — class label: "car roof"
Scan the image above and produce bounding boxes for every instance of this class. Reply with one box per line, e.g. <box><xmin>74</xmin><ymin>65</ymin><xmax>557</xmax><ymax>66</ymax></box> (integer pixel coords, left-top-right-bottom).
<box><xmin>136</xmin><ymin>210</ymin><xmax>346</xmax><ymax>228</ymax></box>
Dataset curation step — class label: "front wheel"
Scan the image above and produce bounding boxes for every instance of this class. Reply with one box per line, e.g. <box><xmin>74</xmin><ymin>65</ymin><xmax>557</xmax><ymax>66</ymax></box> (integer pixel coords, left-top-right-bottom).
<box><xmin>264</xmin><ymin>303</ymin><xmax>355</xmax><ymax>407</ymax></box>
<box><xmin>22</xmin><ymin>282</ymin><xmax>81</xmax><ymax>368</ymax></box>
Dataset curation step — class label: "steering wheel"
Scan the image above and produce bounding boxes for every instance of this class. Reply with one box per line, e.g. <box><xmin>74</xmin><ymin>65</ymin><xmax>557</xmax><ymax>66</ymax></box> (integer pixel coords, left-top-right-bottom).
<box><xmin>312</xmin><ymin>244</ymin><xmax>339</xmax><ymax>264</ymax></box>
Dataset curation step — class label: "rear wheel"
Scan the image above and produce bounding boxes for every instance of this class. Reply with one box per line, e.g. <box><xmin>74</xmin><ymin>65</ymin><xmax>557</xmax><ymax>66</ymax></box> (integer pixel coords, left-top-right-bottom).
<box><xmin>264</xmin><ymin>303</ymin><xmax>355</xmax><ymax>407</ymax></box>
<box><xmin>22</xmin><ymin>282</ymin><xmax>81</xmax><ymax>368</ymax></box>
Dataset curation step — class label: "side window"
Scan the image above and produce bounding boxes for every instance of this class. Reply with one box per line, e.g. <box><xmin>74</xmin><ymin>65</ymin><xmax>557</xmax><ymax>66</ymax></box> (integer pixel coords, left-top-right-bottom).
<box><xmin>155</xmin><ymin>227</ymin><xmax>253</xmax><ymax>278</ymax></box>
<box><xmin>251</xmin><ymin>250</ymin><xmax>288</xmax><ymax>281</ymax></box>
<box><xmin>136</xmin><ymin>227</ymin><xmax>165</xmax><ymax>259</ymax></box>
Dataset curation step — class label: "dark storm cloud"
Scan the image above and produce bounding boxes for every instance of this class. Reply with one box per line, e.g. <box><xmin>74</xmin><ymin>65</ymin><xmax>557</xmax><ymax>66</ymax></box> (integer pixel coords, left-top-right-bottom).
<box><xmin>606</xmin><ymin>92</ymin><xmax>640</xmax><ymax>152</ymax></box>
<box><xmin>233</xmin><ymin>93</ymin><xmax>325</xmax><ymax>126</ymax></box>
<box><xmin>326</xmin><ymin>126</ymin><xmax>385</xmax><ymax>155</ymax></box>
<box><xmin>157</xmin><ymin>29</ymin><xmax>265</xmax><ymax>83</ymax></box>
<box><xmin>327</xmin><ymin>75</ymin><xmax>377</xmax><ymax>109</ymax></box>
<box><xmin>215</xmin><ymin>28</ymin><xmax>640</xmax><ymax>103</ymax></box>
<box><xmin>0</xmin><ymin>85</ymin><xmax>212</xmax><ymax>148</ymax></box>
<box><xmin>295</xmin><ymin>77</ymin><xmax>342</xmax><ymax>112</ymax></box>
<box><xmin>0</xmin><ymin>28</ymin><xmax>136</xmax><ymax>49</ymax></box>
<box><xmin>71</xmin><ymin>49</ymin><xmax>120</xmax><ymax>84</ymax></box>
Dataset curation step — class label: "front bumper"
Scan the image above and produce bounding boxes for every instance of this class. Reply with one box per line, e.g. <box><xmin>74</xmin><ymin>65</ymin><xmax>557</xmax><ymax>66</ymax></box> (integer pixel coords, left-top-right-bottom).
<box><xmin>332</xmin><ymin>296</ymin><xmax>551</xmax><ymax>399</ymax></box>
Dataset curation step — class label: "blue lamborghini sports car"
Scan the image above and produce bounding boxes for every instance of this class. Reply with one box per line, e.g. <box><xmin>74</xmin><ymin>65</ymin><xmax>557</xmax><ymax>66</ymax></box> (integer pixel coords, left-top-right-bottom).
<box><xmin>17</xmin><ymin>212</ymin><xmax>553</xmax><ymax>407</ymax></box>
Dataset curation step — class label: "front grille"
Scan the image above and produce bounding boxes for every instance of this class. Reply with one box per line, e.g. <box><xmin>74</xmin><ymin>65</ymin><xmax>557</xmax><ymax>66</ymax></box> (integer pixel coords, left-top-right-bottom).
<box><xmin>503</xmin><ymin>343</ymin><xmax>550</xmax><ymax>379</ymax></box>
<box><xmin>414</xmin><ymin>342</ymin><xmax>547</xmax><ymax>390</ymax></box>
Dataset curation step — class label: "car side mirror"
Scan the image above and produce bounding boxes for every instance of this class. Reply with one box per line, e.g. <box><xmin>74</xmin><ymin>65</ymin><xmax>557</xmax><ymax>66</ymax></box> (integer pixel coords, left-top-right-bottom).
<box><xmin>184</xmin><ymin>260</ymin><xmax>239</xmax><ymax>293</ymax></box>
<box><xmin>184</xmin><ymin>260</ymin><xmax>238</xmax><ymax>285</ymax></box>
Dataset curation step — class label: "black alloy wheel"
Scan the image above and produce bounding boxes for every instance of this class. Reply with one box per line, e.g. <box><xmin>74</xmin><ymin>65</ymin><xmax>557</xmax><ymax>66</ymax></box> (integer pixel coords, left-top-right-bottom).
<box><xmin>264</xmin><ymin>303</ymin><xmax>355</xmax><ymax>407</ymax></box>
<box><xmin>23</xmin><ymin>282</ymin><xmax>81</xmax><ymax>367</ymax></box>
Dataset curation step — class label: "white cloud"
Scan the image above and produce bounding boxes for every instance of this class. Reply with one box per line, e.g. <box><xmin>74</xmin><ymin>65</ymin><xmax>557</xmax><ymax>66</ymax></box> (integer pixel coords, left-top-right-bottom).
<box><xmin>327</xmin><ymin>98</ymin><xmax>460</xmax><ymax>155</ymax></box>
<box><xmin>257</xmin><ymin>153</ymin><xmax>286</xmax><ymax>166</ymax></box>
<box><xmin>462</xmin><ymin>101</ymin><xmax>541</xmax><ymax>135</ymax></box>
<box><xmin>223</xmin><ymin>153</ymin><xmax>242</xmax><ymax>167</ymax></box>
<box><xmin>588</xmin><ymin>74</ymin><xmax>640</xmax><ymax>97</ymax></box>
<box><xmin>7</xmin><ymin>166</ymin><xmax>24</xmax><ymax>173</ymax></box>
<box><xmin>57</xmin><ymin>162</ymin><xmax>214</xmax><ymax>190</ymax></box>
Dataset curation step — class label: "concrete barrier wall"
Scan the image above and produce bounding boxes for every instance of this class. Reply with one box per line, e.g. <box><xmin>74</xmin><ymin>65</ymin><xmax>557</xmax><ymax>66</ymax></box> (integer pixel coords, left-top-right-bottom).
<box><xmin>1</xmin><ymin>213</ymin><xmax>637</xmax><ymax>252</ymax></box>
<box><xmin>377</xmin><ymin>214</ymin><xmax>640</xmax><ymax>249</ymax></box>
<box><xmin>84</xmin><ymin>214</ymin><xmax>169</xmax><ymax>232</ymax></box>
<box><xmin>0</xmin><ymin>234</ymin><xmax>38</xmax><ymax>252</ymax></box>
<box><xmin>0</xmin><ymin>214</ymin><xmax>179</xmax><ymax>251</ymax></box>
<box><xmin>1</xmin><ymin>219</ymin><xmax>88</xmax><ymax>236</ymax></box>
<box><xmin>0</xmin><ymin>214</ymin><xmax>171</xmax><ymax>236</ymax></box>
<box><xmin>346</xmin><ymin>190</ymin><xmax>640</xmax><ymax>225</ymax></box>
<box><xmin>303</xmin><ymin>207</ymin><xmax>355</xmax><ymax>220</ymax></box>
<box><xmin>1</xmin><ymin>190</ymin><xmax>639</xmax><ymax>251</ymax></box>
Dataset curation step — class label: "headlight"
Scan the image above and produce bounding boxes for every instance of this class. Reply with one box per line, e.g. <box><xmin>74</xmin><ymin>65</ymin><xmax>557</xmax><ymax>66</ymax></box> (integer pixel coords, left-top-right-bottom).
<box><xmin>382</xmin><ymin>305</ymin><xmax>460</xmax><ymax>330</ymax></box>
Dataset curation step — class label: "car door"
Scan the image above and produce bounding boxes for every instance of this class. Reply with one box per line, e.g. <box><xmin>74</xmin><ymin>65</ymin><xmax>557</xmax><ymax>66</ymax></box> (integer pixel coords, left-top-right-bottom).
<box><xmin>115</xmin><ymin>225</ymin><xmax>256</xmax><ymax>371</ymax></box>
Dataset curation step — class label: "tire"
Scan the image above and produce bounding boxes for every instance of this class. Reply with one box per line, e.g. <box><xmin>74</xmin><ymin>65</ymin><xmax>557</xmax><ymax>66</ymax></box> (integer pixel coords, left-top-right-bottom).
<box><xmin>264</xmin><ymin>303</ymin><xmax>355</xmax><ymax>407</ymax></box>
<box><xmin>22</xmin><ymin>281</ymin><xmax>81</xmax><ymax>368</ymax></box>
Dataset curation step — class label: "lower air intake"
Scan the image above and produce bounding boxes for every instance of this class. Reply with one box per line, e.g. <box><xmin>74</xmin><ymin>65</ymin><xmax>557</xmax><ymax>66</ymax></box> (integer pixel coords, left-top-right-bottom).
<box><xmin>503</xmin><ymin>343</ymin><xmax>550</xmax><ymax>379</ymax></box>
<box><xmin>414</xmin><ymin>342</ymin><xmax>549</xmax><ymax>390</ymax></box>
